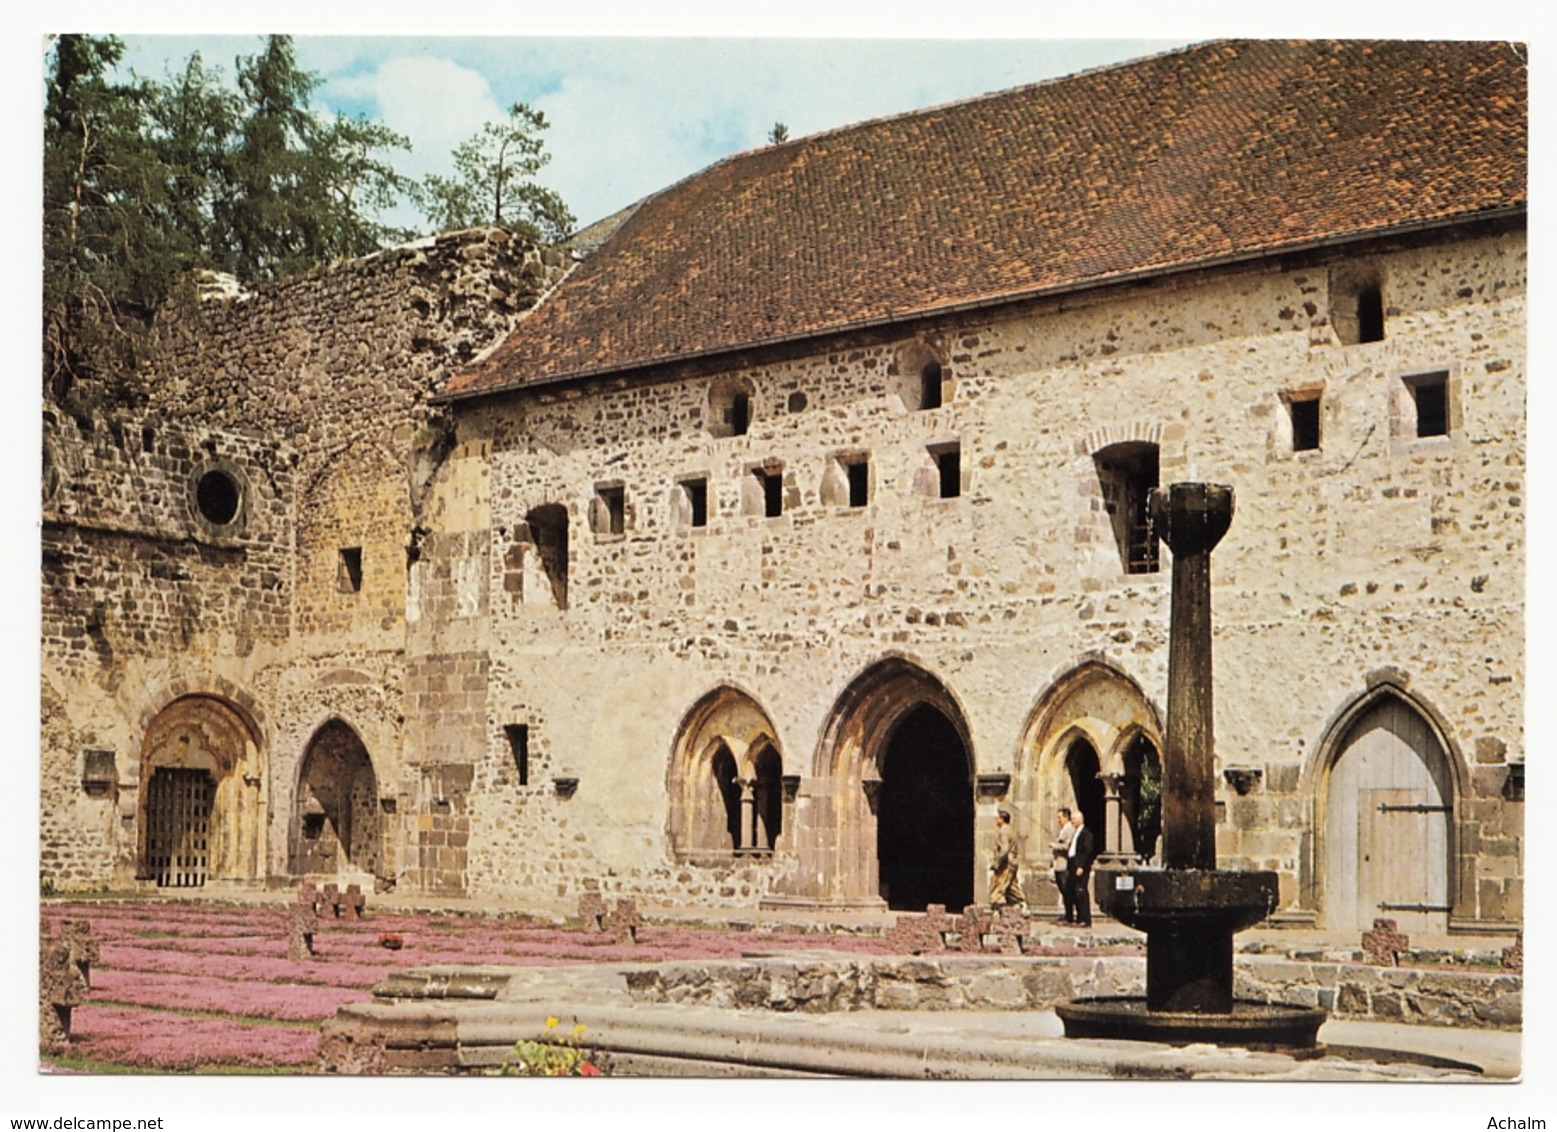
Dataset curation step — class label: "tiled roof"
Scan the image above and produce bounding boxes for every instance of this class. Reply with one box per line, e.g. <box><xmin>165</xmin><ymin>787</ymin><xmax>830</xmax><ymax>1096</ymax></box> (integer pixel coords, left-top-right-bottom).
<box><xmin>444</xmin><ymin>39</ymin><xmax>1526</xmax><ymax>399</ymax></box>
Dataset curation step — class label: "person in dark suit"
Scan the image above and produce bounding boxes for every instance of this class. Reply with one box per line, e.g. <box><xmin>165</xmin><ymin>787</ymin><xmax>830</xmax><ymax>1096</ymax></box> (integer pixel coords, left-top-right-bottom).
<box><xmin>1065</xmin><ymin>810</ymin><xmax>1097</xmax><ymax>927</ymax></box>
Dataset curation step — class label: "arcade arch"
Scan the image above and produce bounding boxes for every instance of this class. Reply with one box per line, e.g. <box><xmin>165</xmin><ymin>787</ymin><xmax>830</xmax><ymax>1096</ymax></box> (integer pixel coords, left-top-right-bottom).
<box><xmin>668</xmin><ymin>687</ymin><xmax>784</xmax><ymax>862</ymax></box>
<box><xmin>1017</xmin><ymin>661</ymin><xmax>1164</xmax><ymax>868</ymax></box>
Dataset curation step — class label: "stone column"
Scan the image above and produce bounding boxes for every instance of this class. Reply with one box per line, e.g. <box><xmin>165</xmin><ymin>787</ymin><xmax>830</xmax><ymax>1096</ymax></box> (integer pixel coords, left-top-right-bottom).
<box><xmin>737</xmin><ymin>778</ymin><xmax>757</xmax><ymax>854</ymax></box>
<box><xmin>1149</xmin><ymin>482</ymin><xmax>1233</xmax><ymax>871</ymax></box>
<box><xmin>1098</xmin><ymin>772</ymin><xmax>1136</xmax><ymax>864</ymax></box>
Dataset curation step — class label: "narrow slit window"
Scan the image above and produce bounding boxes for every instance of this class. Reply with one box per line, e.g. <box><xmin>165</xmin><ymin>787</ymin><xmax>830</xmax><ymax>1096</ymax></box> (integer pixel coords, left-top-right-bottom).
<box><xmin>681</xmin><ymin>478</ymin><xmax>708</xmax><ymax>528</ymax></box>
<box><xmin>595</xmin><ymin>485</ymin><xmax>626</xmax><ymax>535</ymax></box>
<box><xmin>1290</xmin><ymin>396</ymin><xmax>1321</xmax><ymax>452</ymax></box>
<box><xmin>730</xmin><ymin>393</ymin><xmax>751</xmax><ymax>437</ymax></box>
<box><xmin>846</xmin><ymin>459</ymin><xmax>869</xmax><ymax>507</ymax></box>
<box><xmin>505</xmin><ymin>724</ymin><xmax>530</xmax><ymax>787</ymax></box>
<box><xmin>338</xmin><ymin>547</ymin><xmax>363</xmax><ymax>593</ymax></box>
<box><xmin>920</xmin><ymin>362</ymin><xmax>943</xmax><ymax>410</ymax></box>
<box><xmin>754</xmin><ymin>468</ymin><xmax>783</xmax><ymax>517</ymax></box>
<box><xmin>932</xmin><ymin>444</ymin><xmax>961</xmax><ymax>499</ymax></box>
<box><xmin>1357</xmin><ymin>285</ymin><xmax>1384</xmax><ymax>344</ymax></box>
<box><xmin>1407</xmin><ymin>372</ymin><xmax>1450</xmax><ymax>437</ymax></box>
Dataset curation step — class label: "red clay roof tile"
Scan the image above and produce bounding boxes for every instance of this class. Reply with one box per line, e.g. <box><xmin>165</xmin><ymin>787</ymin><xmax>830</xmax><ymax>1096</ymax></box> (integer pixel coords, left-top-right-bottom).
<box><xmin>445</xmin><ymin>39</ymin><xmax>1526</xmax><ymax>399</ymax></box>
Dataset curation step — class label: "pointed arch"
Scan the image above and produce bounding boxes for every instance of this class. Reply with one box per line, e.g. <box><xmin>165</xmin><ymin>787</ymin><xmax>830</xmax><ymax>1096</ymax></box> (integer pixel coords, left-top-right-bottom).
<box><xmin>291</xmin><ymin>717</ymin><xmax>381</xmax><ymax>877</ymax></box>
<box><xmin>667</xmin><ymin>685</ymin><xmax>783</xmax><ymax>862</ymax></box>
<box><xmin>810</xmin><ymin>656</ymin><xmax>976</xmax><ymax>910</ymax></box>
<box><xmin>137</xmin><ymin>694</ymin><xmax>266</xmax><ymax>887</ymax></box>
<box><xmin>1304</xmin><ymin>677</ymin><xmax>1468</xmax><ymax>932</ymax></box>
<box><xmin>1016</xmin><ymin>658</ymin><xmax>1164</xmax><ymax>867</ymax></box>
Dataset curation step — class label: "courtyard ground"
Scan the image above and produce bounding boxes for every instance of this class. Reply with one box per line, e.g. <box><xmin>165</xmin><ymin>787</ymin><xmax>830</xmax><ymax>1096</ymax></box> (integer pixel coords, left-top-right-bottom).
<box><xmin>39</xmin><ymin>896</ymin><xmax>902</xmax><ymax>1073</ymax></box>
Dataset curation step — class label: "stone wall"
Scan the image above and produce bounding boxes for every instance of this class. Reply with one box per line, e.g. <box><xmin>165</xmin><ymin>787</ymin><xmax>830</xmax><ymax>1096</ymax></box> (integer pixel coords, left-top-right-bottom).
<box><xmin>39</xmin><ymin>216</ymin><xmax>1524</xmax><ymax>928</ymax></box>
<box><xmin>40</xmin><ymin>229</ymin><xmax>567</xmax><ymax>892</ymax></box>
<box><xmin>443</xmin><ymin>225</ymin><xmax>1524</xmax><ymax>924</ymax></box>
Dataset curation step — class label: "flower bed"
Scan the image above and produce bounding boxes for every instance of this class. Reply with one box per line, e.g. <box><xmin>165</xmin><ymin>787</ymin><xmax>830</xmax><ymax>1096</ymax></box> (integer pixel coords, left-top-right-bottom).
<box><xmin>40</xmin><ymin>898</ymin><xmax>888</xmax><ymax>1074</ymax></box>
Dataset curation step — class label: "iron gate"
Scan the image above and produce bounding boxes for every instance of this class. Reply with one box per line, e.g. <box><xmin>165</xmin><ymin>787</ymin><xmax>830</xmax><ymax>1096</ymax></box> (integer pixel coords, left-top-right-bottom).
<box><xmin>145</xmin><ymin>767</ymin><xmax>212</xmax><ymax>887</ymax></box>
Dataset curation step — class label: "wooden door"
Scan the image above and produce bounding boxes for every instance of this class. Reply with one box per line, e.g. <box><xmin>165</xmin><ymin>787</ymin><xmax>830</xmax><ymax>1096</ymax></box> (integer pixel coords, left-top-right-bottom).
<box><xmin>1324</xmin><ymin>698</ymin><xmax>1451</xmax><ymax>933</ymax></box>
<box><xmin>1359</xmin><ymin>788</ymin><xmax>1449</xmax><ymax>934</ymax></box>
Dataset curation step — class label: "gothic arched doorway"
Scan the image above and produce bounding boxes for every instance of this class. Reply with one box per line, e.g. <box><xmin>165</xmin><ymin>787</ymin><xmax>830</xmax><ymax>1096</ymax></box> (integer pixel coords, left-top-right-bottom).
<box><xmin>1321</xmin><ymin>692</ymin><xmax>1456</xmax><ymax>934</ymax></box>
<box><xmin>291</xmin><ymin>720</ymin><xmax>380</xmax><ymax>876</ymax></box>
<box><xmin>877</xmin><ymin>704</ymin><xmax>974</xmax><ymax>911</ymax></box>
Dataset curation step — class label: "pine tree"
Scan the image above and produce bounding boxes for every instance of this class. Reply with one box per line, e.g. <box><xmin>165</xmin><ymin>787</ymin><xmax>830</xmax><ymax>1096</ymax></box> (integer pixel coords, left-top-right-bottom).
<box><xmin>420</xmin><ymin>103</ymin><xmax>574</xmax><ymax>241</ymax></box>
<box><xmin>43</xmin><ymin>34</ymin><xmax>174</xmax><ymax>399</ymax></box>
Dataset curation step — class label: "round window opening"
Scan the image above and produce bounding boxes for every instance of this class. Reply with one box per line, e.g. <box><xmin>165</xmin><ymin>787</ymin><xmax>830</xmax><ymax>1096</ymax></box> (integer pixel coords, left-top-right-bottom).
<box><xmin>196</xmin><ymin>469</ymin><xmax>242</xmax><ymax>526</ymax></box>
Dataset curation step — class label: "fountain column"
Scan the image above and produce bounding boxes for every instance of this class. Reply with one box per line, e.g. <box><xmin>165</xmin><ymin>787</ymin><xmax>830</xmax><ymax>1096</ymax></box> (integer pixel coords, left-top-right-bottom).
<box><xmin>1155</xmin><ymin>482</ymin><xmax>1228</xmax><ymax>871</ymax></box>
<box><xmin>1057</xmin><ymin>482</ymin><xmax>1325</xmax><ymax>1046</ymax></box>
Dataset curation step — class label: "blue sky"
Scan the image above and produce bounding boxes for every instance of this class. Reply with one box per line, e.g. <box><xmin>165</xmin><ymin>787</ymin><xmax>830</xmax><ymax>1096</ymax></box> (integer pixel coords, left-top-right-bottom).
<box><xmin>111</xmin><ymin>36</ymin><xmax>1188</xmax><ymax>232</ymax></box>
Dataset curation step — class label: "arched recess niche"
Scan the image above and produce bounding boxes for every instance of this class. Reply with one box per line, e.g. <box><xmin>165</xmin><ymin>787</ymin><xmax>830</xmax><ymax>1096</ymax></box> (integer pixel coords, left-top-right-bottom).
<box><xmin>667</xmin><ymin>687</ymin><xmax>785</xmax><ymax>865</ymax></box>
<box><xmin>1016</xmin><ymin>660</ymin><xmax>1164</xmax><ymax>868</ymax></box>
<box><xmin>290</xmin><ymin>718</ymin><xmax>382</xmax><ymax>877</ymax></box>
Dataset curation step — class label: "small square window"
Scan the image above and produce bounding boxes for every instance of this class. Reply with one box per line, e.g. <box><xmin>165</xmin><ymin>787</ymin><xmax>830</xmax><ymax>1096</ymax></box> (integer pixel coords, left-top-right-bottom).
<box><xmin>337</xmin><ymin>547</ymin><xmax>363</xmax><ymax>593</ymax></box>
<box><xmin>595</xmin><ymin>485</ymin><xmax>626</xmax><ymax>535</ymax></box>
<box><xmin>930</xmin><ymin>443</ymin><xmax>961</xmax><ymax>499</ymax></box>
<box><xmin>1290</xmin><ymin>397</ymin><xmax>1321</xmax><ymax>452</ymax></box>
<box><xmin>1407</xmin><ymin>372</ymin><xmax>1449</xmax><ymax>438</ymax></box>
<box><xmin>680</xmin><ymin>478</ymin><xmax>708</xmax><ymax>527</ymax></box>
<box><xmin>505</xmin><ymin>724</ymin><xmax>530</xmax><ymax>786</ymax></box>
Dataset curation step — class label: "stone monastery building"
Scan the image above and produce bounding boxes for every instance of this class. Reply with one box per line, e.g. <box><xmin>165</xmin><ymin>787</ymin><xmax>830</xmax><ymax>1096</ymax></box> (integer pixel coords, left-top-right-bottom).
<box><xmin>40</xmin><ymin>40</ymin><xmax>1526</xmax><ymax>935</ymax></box>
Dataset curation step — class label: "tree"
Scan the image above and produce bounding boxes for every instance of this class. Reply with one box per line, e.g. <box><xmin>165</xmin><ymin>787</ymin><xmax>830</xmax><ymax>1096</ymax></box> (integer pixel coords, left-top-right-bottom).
<box><xmin>420</xmin><ymin>103</ymin><xmax>574</xmax><ymax>241</ymax></box>
<box><xmin>43</xmin><ymin>34</ymin><xmax>423</xmax><ymax>399</ymax></box>
<box><xmin>310</xmin><ymin>113</ymin><xmax>422</xmax><ymax>260</ymax></box>
<box><xmin>768</xmin><ymin>121</ymin><xmax>789</xmax><ymax>145</ymax></box>
<box><xmin>145</xmin><ymin>51</ymin><xmax>239</xmax><ymax>277</ymax></box>
<box><xmin>43</xmin><ymin>34</ymin><xmax>173</xmax><ymax>399</ymax></box>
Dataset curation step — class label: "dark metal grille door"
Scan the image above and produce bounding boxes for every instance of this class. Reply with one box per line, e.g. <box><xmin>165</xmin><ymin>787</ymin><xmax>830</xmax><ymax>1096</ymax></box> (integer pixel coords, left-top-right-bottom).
<box><xmin>146</xmin><ymin>768</ymin><xmax>212</xmax><ymax>887</ymax></box>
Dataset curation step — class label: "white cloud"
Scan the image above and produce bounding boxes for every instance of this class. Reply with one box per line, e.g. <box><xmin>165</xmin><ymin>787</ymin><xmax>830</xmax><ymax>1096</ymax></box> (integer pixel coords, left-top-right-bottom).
<box><xmin>333</xmin><ymin>55</ymin><xmax>504</xmax><ymax>180</ymax></box>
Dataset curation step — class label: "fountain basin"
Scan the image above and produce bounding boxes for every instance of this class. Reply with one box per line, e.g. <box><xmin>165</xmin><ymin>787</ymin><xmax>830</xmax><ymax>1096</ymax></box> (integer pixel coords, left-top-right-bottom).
<box><xmin>1096</xmin><ymin>867</ymin><xmax>1278</xmax><ymax>932</ymax></box>
<box><xmin>1095</xmin><ymin>868</ymin><xmax>1281</xmax><ymax>1015</ymax></box>
<box><xmin>1056</xmin><ymin>997</ymin><xmax>1328</xmax><ymax>1047</ymax></box>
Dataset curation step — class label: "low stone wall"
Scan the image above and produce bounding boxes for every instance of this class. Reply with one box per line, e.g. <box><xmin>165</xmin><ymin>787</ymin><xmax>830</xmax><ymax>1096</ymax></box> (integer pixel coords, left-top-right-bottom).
<box><xmin>619</xmin><ymin>952</ymin><xmax>1521</xmax><ymax>1030</ymax></box>
<box><xmin>1235</xmin><ymin>959</ymin><xmax>1521</xmax><ymax>1028</ymax></box>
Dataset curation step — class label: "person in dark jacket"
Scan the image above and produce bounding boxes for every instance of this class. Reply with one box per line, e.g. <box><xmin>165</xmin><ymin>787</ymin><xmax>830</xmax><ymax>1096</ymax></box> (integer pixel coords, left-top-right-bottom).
<box><xmin>1064</xmin><ymin>810</ymin><xmax>1097</xmax><ymax>927</ymax></box>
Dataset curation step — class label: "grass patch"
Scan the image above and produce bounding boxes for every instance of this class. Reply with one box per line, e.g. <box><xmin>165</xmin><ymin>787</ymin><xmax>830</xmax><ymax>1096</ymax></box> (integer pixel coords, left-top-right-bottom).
<box><xmin>41</xmin><ymin>1054</ymin><xmax>317</xmax><ymax>1076</ymax></box>
<box><xmin>89</xmin><ymin>1000</ymin><xmax>325</xmax><ymax>1030</ymax></box>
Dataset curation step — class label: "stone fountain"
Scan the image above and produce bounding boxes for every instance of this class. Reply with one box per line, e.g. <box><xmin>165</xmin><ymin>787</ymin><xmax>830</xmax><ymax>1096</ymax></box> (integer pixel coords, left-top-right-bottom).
<box><xmin>1056</xmin><ymin>482</ymin><xmax>1326</xmax><ymax>1046</ymax></box>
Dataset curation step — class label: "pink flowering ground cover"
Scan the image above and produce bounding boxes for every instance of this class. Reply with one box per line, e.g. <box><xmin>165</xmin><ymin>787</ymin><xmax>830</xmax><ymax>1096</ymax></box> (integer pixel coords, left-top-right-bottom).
<box><xmin>40</xmin><ymin>897</ymin><xmax>889</xmax><ymax>1074</ymax></box>
<box><xmin>66</xmin><ymin>1006</ymin><xmax>318</xmax><ymax>1071</ymax></box>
